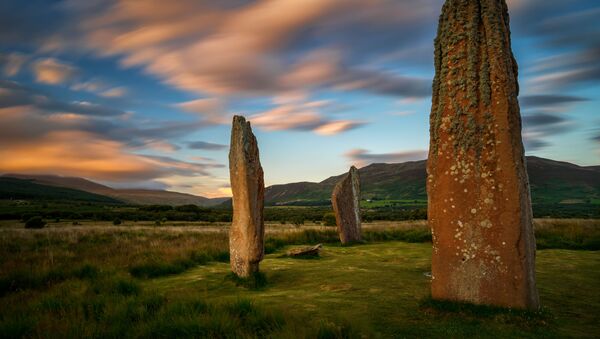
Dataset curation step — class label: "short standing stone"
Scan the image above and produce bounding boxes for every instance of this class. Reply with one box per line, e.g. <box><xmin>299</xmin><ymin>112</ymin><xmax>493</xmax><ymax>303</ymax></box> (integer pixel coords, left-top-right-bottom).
<box><xmin>229</xmin><ymin>115</ymin><xmax>265</xmax><ymax>277</ymax></box>
<box><xmin>332</xmin><ymin>166</ymin><xmax>362</xmax><ymax>244</ymax></box>
<box><xmin>427</xmin><ymin>0</ymin><xmax>539</xmax><ymax>309</ymax></box>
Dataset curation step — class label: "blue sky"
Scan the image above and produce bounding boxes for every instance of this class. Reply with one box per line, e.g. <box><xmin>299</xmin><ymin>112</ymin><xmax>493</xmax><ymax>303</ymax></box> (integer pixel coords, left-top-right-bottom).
<box><xmin>0</xmin><ymin>0</ymin><xmax>598</xmax><ymax>197</ymax></box>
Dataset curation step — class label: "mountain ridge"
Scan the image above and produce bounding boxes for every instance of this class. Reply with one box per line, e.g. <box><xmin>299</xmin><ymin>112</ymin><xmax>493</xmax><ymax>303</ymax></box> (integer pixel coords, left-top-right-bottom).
<box><xmin>0</xmin><ymin>173</ymin><xmax>228</xmax><ymax>206</ymax></box>
<box><xmin>263</xmin><ymin>156</ymin><xmax>600</xmax><ymax>205</ymax></box>
<box><xmin>2</xmin><ymin>156</ymin><xmax>598</xmax><ymax>206</ymax></box>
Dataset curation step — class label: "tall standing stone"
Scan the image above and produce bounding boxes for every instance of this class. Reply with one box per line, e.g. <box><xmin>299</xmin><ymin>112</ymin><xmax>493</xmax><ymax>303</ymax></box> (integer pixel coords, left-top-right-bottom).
<box><xmin>427</xmin><ymin>0</ymin><xmax>539</xmax><ymax>309</ymax></box>
<box><xmin>229</xmin><ymin>115</ymin><xmax>265</xmax><ymax>277</ymax></box>
<box><xmin>332</xmin><ymin>166</ymin><xmax>362</xmax><ymax>244</ymax></box>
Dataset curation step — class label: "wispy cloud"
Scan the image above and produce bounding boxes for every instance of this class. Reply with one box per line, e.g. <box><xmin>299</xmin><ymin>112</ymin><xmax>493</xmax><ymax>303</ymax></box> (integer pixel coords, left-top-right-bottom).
<box><xmin>0</xmin><ymin>80</ymin><xmax>127</xmax><ymax>117</ymax></box>
<box><xmin>344</xmin><ymin>148</ymin><xmax>427</xmax><ymax>167</ymax></box>
<box><xmin>186</xmin><ymin>141</ymin><xmax>227</xmax><ymax>151</ymax></box>
<box><xmin>250</xmin><ymin>99</ymin><xmax>366</xmax><ymax>135</ymax></box>
<box><xmin>520</xmin><ymin>94</ymin><xmax>588</xmax><ymax>108</ymax></box>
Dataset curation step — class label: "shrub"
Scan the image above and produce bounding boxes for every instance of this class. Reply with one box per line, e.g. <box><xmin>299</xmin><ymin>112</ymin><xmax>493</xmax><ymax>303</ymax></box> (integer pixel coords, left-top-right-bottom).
<box><xmin>291</xmin><ymin>216</ymin><xmax>304</xmax><ymax>227</ymax></box>
<box><xmin>322</xmin><ymin>213</ymin><xmax>337</xmax><ymax>227</ymax></box>
<box><xmin>24</xmin><ymin>216</ymin><xmax>46</xmax><ymax>229</ymax></box>
<box><xmin>112</xmin><ymin>218</ymin><xmax>122</xmax><ymax>226</ymax></box>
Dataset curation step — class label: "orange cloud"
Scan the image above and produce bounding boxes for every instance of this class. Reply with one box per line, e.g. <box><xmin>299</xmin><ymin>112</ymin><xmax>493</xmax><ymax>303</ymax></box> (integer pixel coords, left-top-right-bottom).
<box><xmin>0</xmin><ymin>106</ymin><xmax>222</xmax><ymax>184</ymax></box>
<box><xmin>0</xmin><ymin>130</ymin><xmax>160</xmax><ymax>180</ymax></box>
<box><xmin>32</xmin><ymin>58</ymin><xmax>78</xmax><ymax>84</ymax></box>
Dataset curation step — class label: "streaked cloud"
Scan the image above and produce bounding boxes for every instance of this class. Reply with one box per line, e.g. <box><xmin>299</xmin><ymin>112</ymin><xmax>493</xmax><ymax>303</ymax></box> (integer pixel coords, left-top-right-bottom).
<box><xmin>0</xmin><ymin>80</ymin><xmax>126</xmax><ymax>117</ymax></box>
<box><xmin>186</xmin><ymin>141</ymin><xmax>227</xmax><ymax>151</ymax></box>
<box><xmin>250</xmin><ymin>99</ymin><xmax>366</xmax><ymax>135</ymax></box>
<box><xmin>520</xmin><ymin>95</ymin><xmax>588</xmax><ymax>108</ymax></box>
<box><xmin>0</xmin><ymin>105</ymin><xmax>222</xmax><ymax>183</ymax></box>
<box><xmin>345</xmin><ymin>148</ymin><xmax>428</xmax><ymax>167</ymax></box>
<box><xmin>522</xmin><ymin>112</ymin><xmax>575</xmax><ymax>151</ymax></box>
<box><xmin>0</xmin><ymin>128</ymin><xmax>216</xmax><ymax>182</ymax></box>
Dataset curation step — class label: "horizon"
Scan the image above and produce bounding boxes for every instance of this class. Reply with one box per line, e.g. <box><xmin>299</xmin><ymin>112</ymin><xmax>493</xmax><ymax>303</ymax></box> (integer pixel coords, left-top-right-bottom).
<box><xmin>1</xmin><ymin>0</ymin><xmax>599</xmax><ymax>197</ymax></box>
<box><xmin>2</xmin><ymin>154</ymin><xmax>596</xmax><ymax>198</ymax></box>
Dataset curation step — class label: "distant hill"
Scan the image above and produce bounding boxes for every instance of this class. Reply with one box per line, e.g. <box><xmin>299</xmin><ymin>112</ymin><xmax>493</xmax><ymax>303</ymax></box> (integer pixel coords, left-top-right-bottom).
<box><xmin>107</xmin><ymin>189</ymin><xmax>229</xmax><ymax>206</ymax></box>
<box><xmin>0</xmin><ymin>174</ymin><xmax>227</xmax><ymax>206</ymax></box>
<box><xmin>3</xmin><ymin>156</ymin><xmax>598</xmax><ymax>207</ymax></box>
<box><xmin>262</xmin><ymin>156</ymin><xmax>600</xmax><ymax>205</ymax></box>
<box><xmin>0</xmin><ymin>177</ymin><xmax>122</xmax><ymax>204</ymax></box>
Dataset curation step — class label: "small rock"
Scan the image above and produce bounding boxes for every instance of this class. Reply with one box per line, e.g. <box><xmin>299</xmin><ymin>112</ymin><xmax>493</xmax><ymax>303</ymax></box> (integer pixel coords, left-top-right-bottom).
<box><xmin>286</xmin><ymin>244</ymin><xmax>323</xmax><ymax>257</ymax></box>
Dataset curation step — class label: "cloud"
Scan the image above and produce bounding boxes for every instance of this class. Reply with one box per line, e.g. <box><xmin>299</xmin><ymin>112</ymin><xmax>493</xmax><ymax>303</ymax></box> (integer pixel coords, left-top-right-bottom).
<box><xmin>177</xmin><ymin>97</ymin><xmax>228</xmax><ymax>123</ymax></box>
<box><xmin>249</xmin><ymin>99</ymin><xmax>366</xmax><ymax>135</ymax></box>
<box><xmin>522</xmin><ymin>113</ymin><xmax>567</xmax><ymax>127</ymax></box>
<box><xmin>100</xmin><ymin>86</ymin><xmax>128</xmax><ymax>98</ymax></box>
<box><xmin>282</xmin><ymin>48</ymin><xmax>431</xmax><ymax>98</ymax></box>
<box><xmin>32</xmin><ymin>58</ymin><xmax>78</xmax><ymax>84</ymax></box>
<box><xmin>0</xmin><ymin>81</ymin><xmax>212</xmax><ymax>153</ymax></box>
<box><xmin>17</xmin><ymin>0</ymin><xmax>436</xmax><ymax>101</ymax></box>
<box><xmin>0</xmin><ymin>106</ymin><xmax>221</xmax><ymax>182</ymax></box>
<box><xmin>314</xmin><ymin>120</ymin><xmax>366</xmax><ymax>136</ymax></box>
<box><xmin>0</xmin><ymin>80</ymin><xmax>127</xmax><ymax>117</ymax></box>
<box><xmin>71</xmin><ymin>80</ymin><xmax>105</xmax><ymax>92</ymax></box>
<box><xmin>522</xmin><ymin>137</ymin><xmax>550</xmax><ymax>151</ymax></box>
<box><xmin>344</xmin><ymin>148</ymin><xmax>428</xmax><ymax>167</ymax></box>
<box><xmin>0</xmin><ymin>129</ymin><xmax>213</xmax><ymax>181</ymax></box>
<box><xmin>521</xmin><ymin>113</ymin><xmax>575</xmax><ymax>152</ymax></box>
<box><xmin>520</xmin><ymin>95</ymin><xmax>588</xmax><ymax>108</ymax></box>
<box><xmin>186</xmin><ymin>141</ymin><xmax>227</xmax><ymax>151</ymax></box>
<box><xmin>514</xmin><ymin>2</ymin><xmax>600</xmax><ymax>93</ymax></box>
<box><xmin>0</xmin><ymin>52</ymin><xmax>29</xmax><ymax>77</ymax></box>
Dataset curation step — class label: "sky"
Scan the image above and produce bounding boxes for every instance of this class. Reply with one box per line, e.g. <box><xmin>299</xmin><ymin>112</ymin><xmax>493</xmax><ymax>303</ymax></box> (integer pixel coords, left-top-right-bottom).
<box><xmin>0</xmin><ymin>0</ymin><xmax>599</xmax><ymax>198</ymax></box>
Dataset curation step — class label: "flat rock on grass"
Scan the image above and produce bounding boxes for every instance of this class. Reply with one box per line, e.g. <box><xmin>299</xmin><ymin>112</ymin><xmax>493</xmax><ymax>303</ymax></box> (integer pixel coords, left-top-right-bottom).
<box><xmin>286</xmin><ymin>244</ymin><xmax>323</xmax><ymax>258</ymax></box>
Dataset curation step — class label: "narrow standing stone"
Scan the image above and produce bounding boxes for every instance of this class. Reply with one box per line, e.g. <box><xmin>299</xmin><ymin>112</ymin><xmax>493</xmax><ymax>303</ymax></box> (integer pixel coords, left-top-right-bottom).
<box><xmin>332</xmin><ymin>166</ymin><xmax>362</xmax><ymax>244</ymax></box>
<box><xmin>229</xmin><ymin>115</ymin><xmax>265</xmax><ymax>277</ymax></box>
<box><xmin>427</xmin><ymin>0</ymin><xmax>539</xmax><ymax>309</ymax></box>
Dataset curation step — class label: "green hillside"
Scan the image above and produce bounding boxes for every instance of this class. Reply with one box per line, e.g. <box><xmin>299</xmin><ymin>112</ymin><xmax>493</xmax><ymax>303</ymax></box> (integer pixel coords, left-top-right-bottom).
<box><xmin>264</xmin><ymin>156</ymin><xmax>600</xmax><ymax>206</ymax></box>
<box><xmin>0</xmin><ymin>177</ymin><xmax>122</xmax><ymax>204</ymax></box>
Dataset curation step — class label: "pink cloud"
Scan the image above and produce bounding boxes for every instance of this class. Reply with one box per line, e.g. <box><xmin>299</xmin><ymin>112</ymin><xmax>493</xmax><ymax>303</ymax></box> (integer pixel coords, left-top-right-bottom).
<box><xmin>249</xmin><ymin>99</ymin><xmax>366</xmax><ymax>135</ymax></box>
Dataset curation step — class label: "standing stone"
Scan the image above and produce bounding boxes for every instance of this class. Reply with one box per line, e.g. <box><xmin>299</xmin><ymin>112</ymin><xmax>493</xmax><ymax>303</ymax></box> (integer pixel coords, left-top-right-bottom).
<box><xmin>332</xmin><ymin>166</ymin><xmax>362</xmax><ymax>244</ymax></box>
<box><xmin>229</xmin><ymin>115</ymin><xmax>265</xmax><ymax>277</ymax></box>
<box><xmin>427</xmin><ymin>0</ymin><xmax>539</xmax><ymax>309</ymax></box>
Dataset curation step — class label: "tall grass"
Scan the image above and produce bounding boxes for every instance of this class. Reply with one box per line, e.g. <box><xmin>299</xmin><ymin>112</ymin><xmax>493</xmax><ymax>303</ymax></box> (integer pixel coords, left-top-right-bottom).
<box><xmin>0</xmin><ymin>219</ymin><xmax>597</xmax><ymax>338</ymax></box>
<box><xmin>0</xmin><ymin>219</ymin><xmax>597</xmax><ymax>296</ymax></box>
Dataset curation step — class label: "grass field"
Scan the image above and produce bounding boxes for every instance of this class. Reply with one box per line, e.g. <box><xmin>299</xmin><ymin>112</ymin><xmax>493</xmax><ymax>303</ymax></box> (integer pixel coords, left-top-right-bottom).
<box><xmin>0</xmin><ymin>220</ymin><xmax>598</xmax><ymax>338</ymax></box>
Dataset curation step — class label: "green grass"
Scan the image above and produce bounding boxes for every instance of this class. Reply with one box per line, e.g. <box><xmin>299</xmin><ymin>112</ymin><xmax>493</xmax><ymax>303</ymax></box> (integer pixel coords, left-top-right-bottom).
<box><xmin>0</xmin><ymin>221</ymin><xmax>599</xmax><ymax>337</ymax></box>
<box><xmin>361</xmin><ymin>199</ymin><xmax>428</xmax><ymax>208</ymax></box>
<box><xmin>148</xmin><ymin>242</ymin><xmax>599</xmax><ymax>338</ymax></box>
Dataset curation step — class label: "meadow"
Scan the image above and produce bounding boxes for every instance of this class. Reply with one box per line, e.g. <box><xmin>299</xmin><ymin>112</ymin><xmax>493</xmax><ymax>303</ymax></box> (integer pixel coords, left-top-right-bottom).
<box><xmin>0</xmin><ymin>219</ymin><xmax>598</xmax><ymax>338</ymax></box>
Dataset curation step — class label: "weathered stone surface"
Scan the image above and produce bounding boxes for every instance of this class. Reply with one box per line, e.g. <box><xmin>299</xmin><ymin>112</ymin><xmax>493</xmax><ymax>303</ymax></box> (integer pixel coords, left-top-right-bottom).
<box><xmin>427</xmin><ymin>0</ymin><xmax>539</xmax><ymax>309</ymax></box>
<box><xmin>229</xmin><ymin>115</ymin><xmax>265</xmax><ymax>277</ymax></box>
<box><xmin>286</xmin><ymin>244</ymin><xmax>323</xmax><ymax>257</ymax></box>
<box><xmin>332</xmin><ymin>166</ymin><xmax>362</xmax><ymax>244</ymax></box>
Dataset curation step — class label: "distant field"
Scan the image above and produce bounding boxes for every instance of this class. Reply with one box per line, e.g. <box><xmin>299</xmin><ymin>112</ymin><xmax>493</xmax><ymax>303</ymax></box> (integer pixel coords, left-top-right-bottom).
<box><xmin>361</xmin><ymin>199</ymin><xmax>428</xmax><ymax>208</ymax></box>
<box><xmin>0</xmin><ymin>220</ymin><xmax>598</xmax><ymax>337</ymax></box>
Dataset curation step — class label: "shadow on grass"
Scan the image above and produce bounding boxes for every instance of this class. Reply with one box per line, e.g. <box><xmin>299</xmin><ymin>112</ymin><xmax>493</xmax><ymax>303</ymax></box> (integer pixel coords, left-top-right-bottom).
<box><xmin>277</xmin><ymin>253</ymin><xmax>321</xmax><ymax>260</ymax></box>
<box><xmin>420</xmin><ymin>297</ymin><xmax>553</xmax><ymax>327</ymax></box>
<box><xmin>225</xmin><ymin>272</ymin><xmax>268</xmax><ymax>290</ymax></box>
